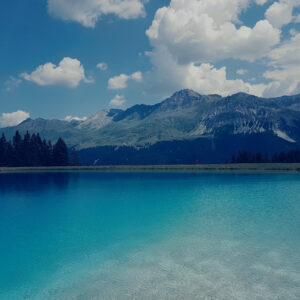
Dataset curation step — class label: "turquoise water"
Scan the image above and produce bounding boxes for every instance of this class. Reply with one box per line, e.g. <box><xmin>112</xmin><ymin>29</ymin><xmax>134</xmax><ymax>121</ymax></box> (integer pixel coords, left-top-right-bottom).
<box><xmin>0</xmin><ymin>171</ymin><xmax>299</xmax><ymax>299</ymax></box>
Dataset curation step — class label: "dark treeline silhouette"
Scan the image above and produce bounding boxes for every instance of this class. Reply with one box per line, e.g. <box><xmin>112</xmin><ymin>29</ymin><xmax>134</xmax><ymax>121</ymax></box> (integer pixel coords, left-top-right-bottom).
<box><xmin>231</xmin><ymin>150</ymin><xmax>300</xmax><ymax>164</ymax></box>
<box><xmin>0</xmin><ymin>131</ymin><xmax>79</xmax><ymax>167</ymax></box>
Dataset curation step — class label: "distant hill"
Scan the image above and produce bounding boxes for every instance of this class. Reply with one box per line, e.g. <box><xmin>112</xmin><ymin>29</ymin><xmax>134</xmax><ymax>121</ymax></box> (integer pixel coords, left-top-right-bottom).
<box><xmin>2</xmin><ymin>90</ymin><xmax>300</xmax><ymax>164</ymax></box>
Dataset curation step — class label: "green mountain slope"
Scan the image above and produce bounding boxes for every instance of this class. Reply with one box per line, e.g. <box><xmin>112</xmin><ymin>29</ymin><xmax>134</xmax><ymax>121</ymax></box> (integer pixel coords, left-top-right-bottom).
<box><xmin>2</xmin><ymin>90</ymin><xmax>300</xmax><ymax>153</ymax></box>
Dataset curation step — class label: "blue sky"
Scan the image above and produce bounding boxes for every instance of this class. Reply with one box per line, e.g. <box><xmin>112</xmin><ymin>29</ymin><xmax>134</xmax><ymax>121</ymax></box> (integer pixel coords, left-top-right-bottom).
<box><xmin>0</xmin><ymin>0</ymin><xmax>300</xmax><ymax>126</ymax></box>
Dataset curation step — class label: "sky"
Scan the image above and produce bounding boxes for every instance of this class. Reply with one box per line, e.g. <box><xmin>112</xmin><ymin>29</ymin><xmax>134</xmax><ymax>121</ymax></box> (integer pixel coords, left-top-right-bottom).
<box><xmin>0</xmin><ymin>0</ymin><xmax>300</xmax><ymax>126</ymax></box>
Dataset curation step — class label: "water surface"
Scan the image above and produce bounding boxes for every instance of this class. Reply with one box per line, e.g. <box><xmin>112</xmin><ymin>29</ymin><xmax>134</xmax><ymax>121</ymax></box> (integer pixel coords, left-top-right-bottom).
<box><xmin>0</xmin><ymin>171</ymin><xmax>299</xmax><ymax>299</ymax></box>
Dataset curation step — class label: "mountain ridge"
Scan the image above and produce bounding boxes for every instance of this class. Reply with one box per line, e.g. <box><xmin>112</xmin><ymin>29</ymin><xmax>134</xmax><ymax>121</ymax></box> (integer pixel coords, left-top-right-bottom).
<box><xmin>1</xmin><ymin>89</ymin><xmax>300</xmax><ymax>164</ymax></box>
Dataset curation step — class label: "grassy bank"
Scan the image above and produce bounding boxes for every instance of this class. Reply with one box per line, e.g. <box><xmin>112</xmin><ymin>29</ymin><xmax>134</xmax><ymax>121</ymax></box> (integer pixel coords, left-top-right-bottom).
<box><xmin>1</xmin><ymin>163</ymin><xmax>300</xmax><ymax>172</ymax></box>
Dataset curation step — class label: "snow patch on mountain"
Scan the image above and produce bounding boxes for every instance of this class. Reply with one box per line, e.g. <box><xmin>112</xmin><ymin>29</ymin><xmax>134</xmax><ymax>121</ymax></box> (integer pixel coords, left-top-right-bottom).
<box><xmin>77</xmin><ymin>110</ymin><xmax>113</xmax><ymax>130</ymax></box>
<box><xmin>274</xmin><ymin>130</ymin><xmax>296</xmax><ymax>143</ymax></box>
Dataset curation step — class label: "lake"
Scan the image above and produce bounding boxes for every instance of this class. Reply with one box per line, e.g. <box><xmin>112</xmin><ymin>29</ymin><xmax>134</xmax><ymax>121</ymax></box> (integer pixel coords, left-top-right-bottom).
<box><xmin>0</xmin><ymin>171</ymin><xmax>299</xmax><ymax>299</ymax></box>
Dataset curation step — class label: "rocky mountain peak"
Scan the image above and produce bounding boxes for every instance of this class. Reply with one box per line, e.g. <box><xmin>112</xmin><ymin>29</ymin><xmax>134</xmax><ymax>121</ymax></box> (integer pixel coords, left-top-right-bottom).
<box><xmin>161</xmin><ymin>89</ymin><xmax>203</xmax><ymax>109</ymax></box>
<box><xmin>1</xmin><ymin>90</ymin><xmax>300</xmax><ymax>152</ymax></box>
<box><xmin>171</xmin><ymin>89</ymin><xmax>201</xmax><ymax>99</ymax></box>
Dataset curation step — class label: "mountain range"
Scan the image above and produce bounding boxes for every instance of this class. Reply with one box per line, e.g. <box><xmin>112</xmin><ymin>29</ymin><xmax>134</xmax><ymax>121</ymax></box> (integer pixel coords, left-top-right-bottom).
<box><xmin>2</xmin><ymin>89</ymin><xmax>300</xmax><ymax>165</ymax></box>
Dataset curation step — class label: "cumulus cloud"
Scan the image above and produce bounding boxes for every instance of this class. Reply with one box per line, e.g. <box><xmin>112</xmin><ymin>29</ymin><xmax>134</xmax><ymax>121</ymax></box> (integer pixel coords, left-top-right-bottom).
<box><xmin>262</xmin><ymin>32</ymin><xmax>300</xmax><ymax>96</ymax></box>
<box><xmin>47</xmin><ymin>0</ymin><xmax>146</xmax><ymax>28</ymax></box>
<box><xmin>255</xmin><ymin>0</ymin><xmax>269</xmax><ymax>5</ymax></box>
<box><xmin>265</xmin><ymin>66</ymin><xmax>300</xmax><ymax>83</ymax></box>
<box><xmin>0</xmin><ymin>111</ymin><xmax>30</xmax><ymax>128</ymax></box>
<box><xmin>141</xmin><ymin>0</ymin><xmax>282</xmax><ymax>98</ymax></box>
<box><xmin>262</xmin><ymin>72</ymin><xmax>300</xmax><ymax>97</ymax></box>
<box><xmin>268</xmin><ymin>32</ymin><xmax>300</xmax><ymax>67</ymax></box>
<box><xmin>141</xmin><ymin>0</ymin><xmax>300</xmax><ymax>98</ymax></box>
<box><xmin>145</xmin><ymin>46</ymin><xmax>266</xmax><ymax>97</ymax></box>
<box><xmin>109</xmin><ymin>94</ymin><xmax>126</xmax><ymax>107</ymax></box>
<box><xmin>22</xmin><ymin>57</ymin><xmax>93</xmax><ymax>88</ymax></box>
<box><xmin>146</xmin><ymin>0</ymin><xmax>280</xmax><ymax>63</ymax></box>
<box><xmin>108</xmin><ymin>71</ymin><xmax>142</xmax><ymax>89</ymax></box>
<box><xmin>265</xmin><ymin>0</ymin><xmax>299</xmax><ymax>28</ymax></box>
<box><xmin>64</xmin><ymin>115</ymin><xmax>88</xmax><ymax>122</ymax></box>
<box><xmin>97</xmin><ymin>62</ymin><xmax>108</xmax><ymax>71</ymax></box>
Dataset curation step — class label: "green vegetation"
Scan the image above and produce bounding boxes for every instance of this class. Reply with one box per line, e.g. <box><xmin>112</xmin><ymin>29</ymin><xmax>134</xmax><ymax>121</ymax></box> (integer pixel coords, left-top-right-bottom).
<box><xmin>2</xmin><ymin>90</ymin><xmax>300</xmax><ymax>151</ymax></box>
<box><xmin>232</xmin><ymin>150</ymin><xmax>300</xmax><ymax>163</ymax></box>
<box><xmin>1</xmin><ymin>90</ymin><xmax>300</xmax><ymax>165</ymax></box>
<box><xmin>0</xmin><ymin>131</ymin><xmax>76</xmax><ymax>167</ymax></box>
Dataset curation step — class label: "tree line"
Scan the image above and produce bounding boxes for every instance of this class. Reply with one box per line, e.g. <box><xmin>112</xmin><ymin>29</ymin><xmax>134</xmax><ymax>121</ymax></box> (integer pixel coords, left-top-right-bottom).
<box><xmin>0</xmin><ymin>131</ymin><xmax>79</xmax><ymax>167</ymax></box>
<box><xmin>231</xmin><ymin>150</ymin><xmax>300</xmax><ymax>164</ymax></box>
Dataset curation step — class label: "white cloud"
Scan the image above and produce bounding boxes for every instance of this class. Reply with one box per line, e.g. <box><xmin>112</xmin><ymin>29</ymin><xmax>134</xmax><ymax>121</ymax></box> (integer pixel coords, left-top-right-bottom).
<box><xmin>130</xmin><ymin>71</ymin><xmax>142</xmax><ymax>82</ymax></box>
<box><xmin>146</xmin><ymin>0</ymin><xmax>280</xmax><ymax>63</ymax></box>
<box><xmin>265</xmin><ymin>0</ymin><xmax>300</xmax><ymax>28</ymax></box>
<box><xmin>141</xmin><ymin>0</ymin><xmax>300</xmax><ymax>98</ymax></box>
<box><xmin>144</xmin><ymin>46</ymin><xmax>266</xmax><ymax>97</ymax></box>
<box><xmin>268</xmin><ymin>32</ymin><xmax>300</xmax><ymax>67</ymax></box>
<box><xmin>0</xmin><ymin>111</ymin><xmax>30</xmax><ymax>128</ymax></box>
<box><xmin>262</xmin><ymin>69</ymin><xmax>300</xmax><ymax>97</ymax></box>
<box><xmin>255</xmin><ymin>0</ymin><xmax>269</xmax><ymax>5</ymax></box>
<box><xmin>265</xmin><ymin>1</ymin><xmax>292</xmax><ymax>28</ymax></box>
<box><xmin>142</xmin><ymin>0</ymin><xmax>281</xmax><ymax>98</ymax></box>
<box><xmin>108</xmin><ymin>71</ymin><xmax>142</xmax><ymax>89</ymax></box>
<box><xmin>47</xmin><ymin>0</ymin><xmax>146</xmax><ymax>28</ymax></box>
<box><xmin>64</xmin><ymin>115</ymin><xmax>88</xmax><ymax>122</ymax></box>
<box><xmin>96</xmin><ymin>62</ymin><xmax>108</xmax><ymax>71</ymax></box>
<box><xmin>4</xmin><ymin>76</ymin><xmax>22</xmax><ymax>91</ymax></box>
<box><xmin>261</xmin><ymin>32</ymin><xmax>300</xmax><ymax>96</ymax></box>
<box><xmin>22</xmin><ymin>57</ymin><xmax>93</xmax><ymax>88</ymax></box>
<box><xmin>290</xmin><ymin>28</ymin><xmax>298</xmax><ymax>36</ymax></box>
<box><xmin>264</xmin><ymin>66</ymin><xmax>300</xmax><ymax>82</ymax></box>
<box><xmin>108</xmin><ymin>74</ymin><xmax>130</xmax><ymax>89</ymax></box>
<box><xmin>109</xmin><ymin>94</ymin><xmax>126</xmax><ymax>107</ymax></box>
<box><xmin>236</xmin><ymin>69</ymin><xmax>248</xmax><ymax>75</ymax></box>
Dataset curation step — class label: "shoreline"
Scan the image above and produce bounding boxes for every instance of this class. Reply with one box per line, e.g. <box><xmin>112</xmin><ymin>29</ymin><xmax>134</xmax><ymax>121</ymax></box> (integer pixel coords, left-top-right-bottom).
<box><xmin>1</xmin><ymin>163</ymin><xmax>300</xmax><ymax>172</ymax></box>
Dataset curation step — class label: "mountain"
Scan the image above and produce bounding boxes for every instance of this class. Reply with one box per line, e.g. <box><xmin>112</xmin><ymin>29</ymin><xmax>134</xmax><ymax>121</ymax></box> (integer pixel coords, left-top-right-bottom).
<box><xmin>1</xmin><ymin>90</ymin><xmax>300</xmax><ymax>164</ymax></box>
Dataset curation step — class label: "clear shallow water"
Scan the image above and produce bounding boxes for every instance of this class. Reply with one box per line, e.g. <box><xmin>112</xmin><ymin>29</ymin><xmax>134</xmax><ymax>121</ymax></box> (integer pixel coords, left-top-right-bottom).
<box><xmin>0</xmin><ymin>171</ymin><xmax>299</xmax><ymax>300</ymax></box>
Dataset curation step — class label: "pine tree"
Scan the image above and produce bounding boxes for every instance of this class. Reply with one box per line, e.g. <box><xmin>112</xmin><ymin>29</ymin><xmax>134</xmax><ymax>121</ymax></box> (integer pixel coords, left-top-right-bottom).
<box><xmin>47</xmin><ymin>141</ymin><xmax>53</xmax><ymax>166</ymax></box>
<box><xmin>53</xmin><ymin>138</ymin><xmax>69</xmax><ymax>166</ymax></box>
<box><xmin>0</xmin><ymin>133</ymin><xmax>7</xmax><ymax>166</ymax></box>
<box><xmin>39</xmin><ymin>139</ymin><xmax>50</xmax><ymax>166</ymax></box>
<box><xmin>5</xmin><ymin>140</ymin><xmax>14</xmax><ymax>166</ymax></box>
<box><xmin>231</xmin><ymin>155</ymin><xmax>236</xmax><ymax>163</ymax></box>
<box><xmin>255</xmin><ymin>152</ymin><xmax>262</xmax><ymax>163</ymax></box>
<box><xmin>70</xmin><ymin>148</ymin><xmax>80</xmax><ymax>166</ymax></box>
<box><xmin>30</xmin><ymin>133</ymin><xmax>40</xmax><ymax>166</ymax></box>
<box><xmin>35</xmin><ymin>133</ymin><xmax>43</xmax><ymax>166</ymax></box>
<box><xmin>22</xmin><ymin>131</ymin><xmax>31</xmax><ymax>166</ymax></box>
<box><xmin>12</xmin><ymin>131</ymin><xmax>23</xmax><ymax>166</ymax></box>
<box><xmin>0</xmin><ymin>132</ymin><xmax>70</xmax><ymax>167</ymax></box>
